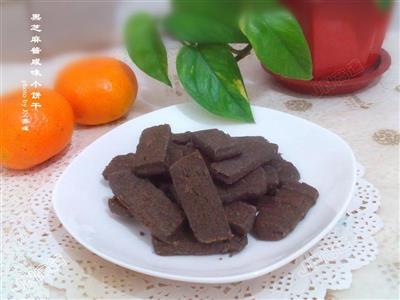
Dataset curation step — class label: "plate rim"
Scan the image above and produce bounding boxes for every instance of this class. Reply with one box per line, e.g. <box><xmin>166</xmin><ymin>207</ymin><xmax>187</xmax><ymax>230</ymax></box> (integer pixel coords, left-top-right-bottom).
<box><xmin>52</xmin><ymin>103</ymin><xmax>357</xmax><ymax>284</ymax></box>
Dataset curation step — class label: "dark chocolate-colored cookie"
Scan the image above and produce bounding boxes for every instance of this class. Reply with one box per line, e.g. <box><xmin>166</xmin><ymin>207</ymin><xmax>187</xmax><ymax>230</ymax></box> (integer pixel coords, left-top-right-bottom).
<box><xmin>210</xmin><ymin>137</ymin><xmax>278</xmax><ymax>184</ymax></box>
<box><xmin>191</xmin><ymin>129</ymin><xmax>241</xmax><ymax>161</ymax></box>
<box><xmin>171</xmin><ymin>132</ymin><xmax>192</xmax><ymax>145</ymax></box>
<box><xmin>102</xmin><ymin>153</ymin><xmax>136</xmax><ymax>180</ymax></box>
<box><xmin>108</xmin><ymin>196</ymin><xmax>132</xmax><ymax>217</ymax></box>
<box><xmin>281</xmin><ymin>181</ymin><xmax>319</xmax><ymax>204</ymax></box>
<box><xmin>167</xmin><ymin>142</ymin><xmax>196</xmax><ymax>167</ymax></box>
<box><xmin>152</xmin><ymin>225</ymin><xmax>247</xmax><ymax>256</ymax></box>
<box><xmin>224</xmin><ymin>201</ymin><xmax>257</xmax><ymax>236</ymax></box>
<box><xmin>269</xmin><ymin>158</ymin><xmax>300</xmax><ymax>184</ymax></box>
<box><xmin>134</xmin><ymin>124</ymin><xmax>171</xmax><ymax>176</ymax></box>
<box><xmin>254</xmin><ymin>182</ymin><xmax>319</xmax><ymax>241</ymax></box>
<box><xmin>262</xmin><ymin>165</ymin><xmax>279</xmax><ymax>195</ymax></box>
<box><xmin>253</xmin><ymin>201</ymin><xmax>300</xmax><ymax>241</ymax></box>
<box><xmin>108</xmin><ymin>170</ymin><xmax>184</xmax><ymax>240</ymax></box>
<box><xmin>217</xmin><ymin>167</ymin><xmax>267</xmax><ymax>203</ymax></box>
<box><xmin>170</xmin><ymin>151</ymin><xmax>232</xmax><ymax>243</ymax></box>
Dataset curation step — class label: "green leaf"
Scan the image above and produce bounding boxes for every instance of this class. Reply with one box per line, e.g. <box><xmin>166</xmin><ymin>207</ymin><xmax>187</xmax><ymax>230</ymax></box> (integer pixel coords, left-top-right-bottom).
<box><xmin>164</xmin><ymin>12</ymin><xmax>248</xmax><ymax>44</ymax></box>
<box><xmin>240</xmin><ymin>7</ymin><xmax>313</xmax><ymax>80</ymax></box>
<box><xmin>375</xmin><ymin>0</ymin><xmax>392</xmax><ymax>10</ymax></box>
<box><xmin>176</xmin><ymin>45</ymin><xmax>254</xmax><ymax>123</ymax></box>
<box><xmin>124</xmin><ymin>13</ymin><xmax>171</xmax><ymax>86</ymax></box>
<box><xmin>172</xmin><ymin>0</ymin><xmax>243</xmax><ymax>26</ymax></box>
<box><xmin>167</xmin><ymin>0</ymin><xmax>247</xmax><ymax>43</ymax></box>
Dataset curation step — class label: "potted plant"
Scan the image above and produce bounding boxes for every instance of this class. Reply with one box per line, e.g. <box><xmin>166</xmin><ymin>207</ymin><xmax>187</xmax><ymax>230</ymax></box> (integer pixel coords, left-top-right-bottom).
<box><xmin>271</xmin><ymin>0</ymin><xmax>393</xmax><ymax>95</ymax></box>
<box><xmin>124</xmin><ymin>0</ymin><xmax>392</xmax><ymax>122</ymax></box>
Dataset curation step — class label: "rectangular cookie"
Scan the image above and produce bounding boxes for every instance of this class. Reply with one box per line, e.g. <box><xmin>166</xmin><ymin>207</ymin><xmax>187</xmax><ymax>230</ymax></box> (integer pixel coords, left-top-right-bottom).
<box><xmin>232</xmin><ymin>136</ymin><xmax>268</xmax><ymax>143</ymax></box>
<box><xmin>169</xmin><ymin>151</ymin><xmax>232</xmax><ymax>243</ymax></box>
<box><xmin>262</xmin><ymin>165</ymin><xmax>279</xmax><ymax>195</ymax></box>
<box><xmin>108</xmin><ymin>170</ymin><xmax>184</xmax><ymax>240</ymax></box>
<box><xmin>134</xmin><ymin>124</ymin><xmax>171</xmax><ymax>176</ymax></box>
<box><xmin>171</xmin><ymin>131</ymin><xmax>192</xmax><ymax>145</ymax></box>
<box><xmin>253</xmin><ymin>201</ymin><xmax>301</xmax><ymax>241</ymax></box>
<box><xmin>281</xmin><ymin>181</ymin><xmax>319</xmax><ymax>205</ymax></box>
<box><xmin>210</xmin><ymin>137</ymin><xmax>278</xmax><ymax>184</ymax></box>
<box><xmin>108</xmin><ymin>196</ymin><xmax>132</xmax><ymax>218</ymax></box>
<box><xmin>217</xmin><ymin>167</ymin><xmax>267</xmax><ymax>203</ymax></box>
<box><xmin>254</xmin><ymin>183</ymin><xmax>318</xmax><ymax>241</ymax></box>
<box><xmin>152</xmin><ymin>225</ymin><xmax>247</xmax><ymax>256</ymax></box>
<box><xmin>191</xmin><ymin>129</ymin><xmax>241</xmax><ymax>161</ymax></box>
<box><xmin>102</xmin><ymin>153</ymin><xmax>136</xmax><ymax>180</ymax></box>
<box><xmin>269</xmin><ymin>158</ymin><xmax>300</xmax><ymax>184</ymax></box>
<box><xmin>274</xmin><ymin>189</ymin><xmax>314</xmax><ymax>218</ymax></box>
<box><xmin>258</xmin><ymin>190</ymin><xmax>309</xmax><ymax>220</ymax></box>
<box><xmin>167</xmin><ymin>141</ymin><xmax>196</xmax><ymax>167</ymax></box>
<box><xmin>224</xmin><ymin>201</ymin><xmax>257</xmax><ymax>236</ymax></box>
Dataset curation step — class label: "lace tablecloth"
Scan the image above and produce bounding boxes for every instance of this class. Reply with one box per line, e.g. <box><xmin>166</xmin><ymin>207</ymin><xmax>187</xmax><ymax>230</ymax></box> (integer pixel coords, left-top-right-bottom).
<box><xmin>2</xmin><ymin>31</ymin><xmax>399</xmax><ymax>299</ymax></box>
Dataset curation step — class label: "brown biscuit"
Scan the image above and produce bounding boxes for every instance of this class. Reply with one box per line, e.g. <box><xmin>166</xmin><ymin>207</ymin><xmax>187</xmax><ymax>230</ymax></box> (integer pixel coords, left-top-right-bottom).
<box><xmin>254</xmin><ymin>183</ymin><xmax>318</xmax><ymax>241</ymax></box>
<box><xmin>269</xmin><ymin>158</ymin><xmax>300</xmax><ymax>184</ymax></box>
<box><xmin>253</xmin><ymin>201</ymin><xmax>300</xmax><ymax>241</ymax></box>
<box><xmin>102</xmin><ymin>153</ymin><xmax>136</xmax><ymax>180</ymax></box>
<box><xmin>108</xmin><ymin>197</ymin><xmax>132</xmax><ymax>217</ymax></box>
<box><xmin>281</xmin><ymin>181</ymin><xmax>319</xmax><ymax>206</ymax></box>
<box><xmin>167</xmin><ymin>142</ymin><xmax>196</xmax><ymax>167</ymax></box>
<box><xmin>262</xmin><ymin>165</ymin><xmax>279</xmax><ymax>195</ymax></box>
<box><xmin>171</xmin><ymin>132</ymin><xmax>192</xmax><ymax>145</ymax></box>
<box><xmin>210</xmin><ymin>137</ymin><xmax>278</xmax><ymax>184</ymax></box>
<box><xmin>108</xmin><ymin>170</ymin><xmax>184</xmax><ymax>240</ymax></box>
<box><xmin>134</xmin><ymin>124</ymin><xmax>172</xmax><ymax>176</ymax></box>
<box><xmin>265</xmin><ymin>203</ymin><xmax>300</xmax><ymax>223</ymax></box>
<box><xmin>152</xmin><ymin>225</ymin><xmax>247</xmax><ymax>256</ymax></box>
<box><xmin>258</xmin><ymin>191</ymin><xmax>308</xmax><ymax>220</ymax></box>
<box><xmin>274</xmin><ymin>189</ymin><xmax>314</xmax><ymax>218</ymax></box>
<box><xmin>217</xmin><ymin>167</ymin><xmax>267</xmax><ymax>203</ymax></box>
<box><xmin>233</xmin><ymin>136</ymin><xmax>269</xmax><ymax>143</ymax></box>
<box><xmin>224</xmin><ymin>201</ymin><xmax>257</xmax><ymax>236</ymax></box>
<box><xmin>191</xmin><ymin>129</ymin><xmax>241</xmax><ymax>161</ymax></box>
<box><xmin>170</xmin><ymin>151</ymin><xmax>232</xmax><ymax>243</ymax></box>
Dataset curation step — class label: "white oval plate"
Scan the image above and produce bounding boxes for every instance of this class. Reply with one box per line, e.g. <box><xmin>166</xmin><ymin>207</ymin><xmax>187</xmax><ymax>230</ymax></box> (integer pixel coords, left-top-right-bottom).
<box><xmin>53</xmin><ymin>103</ymin><xmax>356</xmax><ymax>284</ymax></box>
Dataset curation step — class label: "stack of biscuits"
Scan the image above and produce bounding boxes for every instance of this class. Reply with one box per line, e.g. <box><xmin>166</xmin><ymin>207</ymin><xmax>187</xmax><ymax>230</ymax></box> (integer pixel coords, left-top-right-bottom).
<box><xmin>103</xmin><ymin>125</ymin><xmax>319</xmax><ymax>256</ymax></box>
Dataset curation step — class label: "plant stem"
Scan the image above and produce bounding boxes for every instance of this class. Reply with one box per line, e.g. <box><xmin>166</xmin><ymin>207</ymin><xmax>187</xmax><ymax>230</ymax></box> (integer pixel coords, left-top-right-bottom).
<box><xmin>228</xmin><ymin>45</ymin><xmax>241</xmax><ymax>54</ymax></box>
<box><xmin>235</xmin><ymin>44</ymin><xmax>252</xmax><ymax>61</ymax></box>
<box><xmin>179</xmin><ymin>40</ymin><xmax>192</xmax><ymax>47</ymax></box>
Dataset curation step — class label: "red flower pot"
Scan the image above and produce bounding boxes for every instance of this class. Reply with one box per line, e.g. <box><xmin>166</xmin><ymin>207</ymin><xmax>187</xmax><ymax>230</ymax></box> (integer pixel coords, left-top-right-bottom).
<box><xmin>270</xmin><ymin>0</ymin><xmax>392</xmax><ymax>95</ymax></box>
